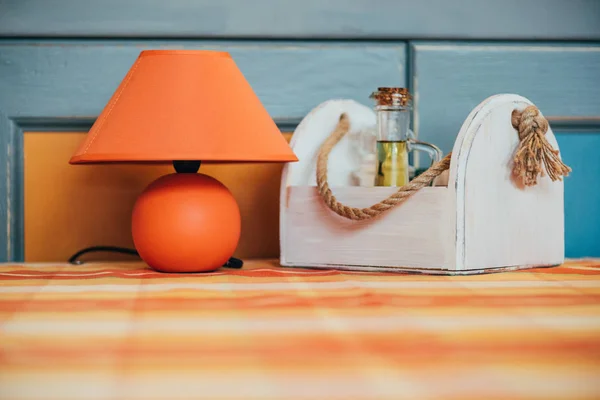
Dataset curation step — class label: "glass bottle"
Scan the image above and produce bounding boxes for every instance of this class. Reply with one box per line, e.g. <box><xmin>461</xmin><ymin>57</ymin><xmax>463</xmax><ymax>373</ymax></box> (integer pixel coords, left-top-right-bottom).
<box><xmin>370</xmin><ymin>88</ymin><xmax>442</xmax><ymax>187</ymax></box>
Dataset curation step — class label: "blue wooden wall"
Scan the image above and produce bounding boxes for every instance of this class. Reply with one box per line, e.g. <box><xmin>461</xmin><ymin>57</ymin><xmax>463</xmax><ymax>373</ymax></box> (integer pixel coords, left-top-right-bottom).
<box><xmin>0</xmin><ymin>1</ymin><xmax>599</xmax><ymax>260</ymax></box>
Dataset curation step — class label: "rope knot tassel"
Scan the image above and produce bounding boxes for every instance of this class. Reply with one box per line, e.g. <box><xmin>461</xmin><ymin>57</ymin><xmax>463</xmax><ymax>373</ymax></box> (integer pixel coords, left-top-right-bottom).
<box><xmin>511</xmin><ymin>106</ymin><xmax>571</xmax><ymax>186</ymax></box>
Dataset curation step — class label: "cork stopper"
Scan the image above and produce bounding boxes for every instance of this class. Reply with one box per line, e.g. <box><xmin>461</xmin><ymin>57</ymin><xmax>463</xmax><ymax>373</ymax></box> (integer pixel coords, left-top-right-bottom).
<box><xmin>370</xmin><ymin>87</ymin><xmax>412</xmax><ymax>107</ymax></box>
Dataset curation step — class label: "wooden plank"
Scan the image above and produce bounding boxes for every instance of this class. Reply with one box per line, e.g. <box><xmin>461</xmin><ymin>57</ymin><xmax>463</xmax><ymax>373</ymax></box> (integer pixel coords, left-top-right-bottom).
<box><xmin>1</xmin><ymin>0</ymin><xmax>600</xmax><ymax>40</ymax></box>
<box><xmin>0</xmin><ymin>111</ymin><xmax>13</xmax><ymax>261</ymax></box>
<box><xmin>555</xmin><ymin>133</ymin><xmax>600</xmax><ymax>258</ymax></box>
<box><xmin>0</xmin><ymin>40</ymin><xmax>405</xmax><ymax>120</ymax></box>
<box><xmin>0</xmin><ymin>110</ymin><xmax>23</xmax><ymax>262</ymax></box>
<box><xmin>454</xmin><ymin>96</ymin><xmax>564</xmax><ymax>270</ymax></box>
<box><xmin>410</xmin><ymin>43</ymin><xmax>600</xmax><ymax>155</ymax></box>
<box><xmin>283</xmin><ymin>186</ymin><xmax>450</xmax><ymax>269</ymax></box>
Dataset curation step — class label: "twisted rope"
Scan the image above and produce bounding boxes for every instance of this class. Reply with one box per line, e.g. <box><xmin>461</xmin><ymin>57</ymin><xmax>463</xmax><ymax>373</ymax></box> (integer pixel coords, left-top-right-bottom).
<box><xmin>316</xmin><ymin>106</ymin><xmax>570</xmax><ymax>221</ymax></box>
<box><xmin>316</xmin><ymin>114</ymin><xmax>451</xmax><ymax>221</ymax></box>
<box><xmin>511</xmin><ymin>106</ymin><xmax>571</xmax><ymax>186</ymax></box>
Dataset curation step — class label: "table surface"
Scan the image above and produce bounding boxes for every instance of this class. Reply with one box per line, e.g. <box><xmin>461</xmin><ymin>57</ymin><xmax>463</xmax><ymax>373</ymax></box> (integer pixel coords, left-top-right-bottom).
<box><xmin>1</xmin><ymin>259</ymin><xmax>599</xmax><ymax>400</ymax></box>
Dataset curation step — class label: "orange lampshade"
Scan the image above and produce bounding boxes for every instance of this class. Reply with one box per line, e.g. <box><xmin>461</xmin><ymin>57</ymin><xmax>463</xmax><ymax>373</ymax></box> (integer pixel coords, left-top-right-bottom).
<box><xmin>70</xmin><ymin>50</ymin><xmax>297</xmax><ymax>164</ymax></box>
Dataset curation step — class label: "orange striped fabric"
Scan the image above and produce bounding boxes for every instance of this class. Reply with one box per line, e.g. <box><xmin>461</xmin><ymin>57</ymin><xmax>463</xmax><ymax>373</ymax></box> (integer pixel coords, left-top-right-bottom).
<box><xmin>1</xmin><ymin>259</ymin><xmax>599</xmax><ymax>400</ymax></box>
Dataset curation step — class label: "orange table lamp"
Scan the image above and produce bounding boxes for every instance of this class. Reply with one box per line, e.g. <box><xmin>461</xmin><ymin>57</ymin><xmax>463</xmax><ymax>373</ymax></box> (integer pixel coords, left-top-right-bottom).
<box><xmin>70</xmin><ymin>50</ymin><xmax>297</xmax><ymax>273</ymax></box>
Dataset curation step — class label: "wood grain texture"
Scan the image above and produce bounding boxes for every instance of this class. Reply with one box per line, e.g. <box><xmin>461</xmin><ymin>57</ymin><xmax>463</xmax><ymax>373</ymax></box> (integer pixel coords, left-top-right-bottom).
<box><xmin>0</xmin><ymin>110</ymin><xmax>23</xmax><ymax>262</ymax></box>
<box><xmin>0</xmin><ymin>111</ymin><xmax>14</xmax><ymax>261</ymax></box>
<box><xmin>555</xmin><ymin>133</ymin><xmax>600</xmax><ymax>258</ymax></box>
<box><xmin>449</xmin><ymin>95</ymin><xmax>564</xmax><ymax>270</ymax></box>
<box><xmin>24</xmin><ymin>132</ymin><xmax>293</xmax><ymax>262</ymax></box>
<box><xmin>283</xmin><ymin>186</ymin><xmax>450</xmax><ymax>269</ymax></box>
<box><xmin>410</xmin><ymin>43</ymin><xmax>600</xmax><ymax>155</ymax></box>
<box><xmin>0</xmin><ymin>40</ymin><xmax>405</xmax><ymax>120</ymax></box>
<box><xmin>1</xmin><ymin>0</ymin><xmax>600</xmax><ymax>40</ymax></box>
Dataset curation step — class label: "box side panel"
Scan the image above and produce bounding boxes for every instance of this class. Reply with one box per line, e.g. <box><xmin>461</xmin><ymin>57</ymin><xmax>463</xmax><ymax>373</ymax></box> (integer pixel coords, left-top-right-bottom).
<box><xmin>283</xmin><ymin>186</ymin><xmax>451</xmax><ymax>269</ymax></box>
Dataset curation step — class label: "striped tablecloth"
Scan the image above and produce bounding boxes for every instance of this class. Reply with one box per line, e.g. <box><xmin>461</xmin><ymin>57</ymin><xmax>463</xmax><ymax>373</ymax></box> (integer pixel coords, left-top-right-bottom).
<box><xmin>1</xmin><ymin>259</ymin><xmax>599</xmax><ymax>400</ymax></box>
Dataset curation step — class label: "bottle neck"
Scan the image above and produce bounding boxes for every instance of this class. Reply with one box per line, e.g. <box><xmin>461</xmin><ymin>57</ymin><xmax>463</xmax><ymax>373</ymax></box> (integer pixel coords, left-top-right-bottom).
<box><xmin>376</xmin><ymin>105</ymin><xmax>412</xmax><ymax>142</ymax></box>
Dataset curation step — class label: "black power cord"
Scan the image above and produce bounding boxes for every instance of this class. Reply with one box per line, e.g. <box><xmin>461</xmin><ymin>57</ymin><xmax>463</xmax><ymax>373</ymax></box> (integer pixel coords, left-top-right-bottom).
<box><xmin>68</xmin><ymin>246</ymin><xmax>244</xmax><ymax>269</ymax></box>
<box><xmin>68</xmin><ymin>246</ymin><xmax>139</xmax><ymax>264</ymax></box>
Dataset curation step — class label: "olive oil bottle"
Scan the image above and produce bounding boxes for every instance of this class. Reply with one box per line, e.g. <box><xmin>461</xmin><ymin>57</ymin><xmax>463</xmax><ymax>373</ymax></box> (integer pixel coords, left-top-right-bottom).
<box><xmin>376</xmin><ymin>140</ymin><xmax>409</xmax><ymax>186</ymax></box>
<box><xmin>370</xmin><ymin>87</ymin><xmax>441</xmax><ymax>187</ymax></box>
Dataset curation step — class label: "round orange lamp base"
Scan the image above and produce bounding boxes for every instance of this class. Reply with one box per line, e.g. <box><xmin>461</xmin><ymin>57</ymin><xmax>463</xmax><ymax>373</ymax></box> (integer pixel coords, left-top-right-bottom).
<box><xmin>132</xmin><ymin>173</ymin><xmax>241</xmax><ymax>273</ymax></box>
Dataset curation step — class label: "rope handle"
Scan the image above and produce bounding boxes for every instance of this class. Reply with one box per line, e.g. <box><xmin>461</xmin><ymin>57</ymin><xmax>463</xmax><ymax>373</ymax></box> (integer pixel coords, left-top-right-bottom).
<box><xmin>316</xmin><ymin>114</ymin><xmax>451</xmax><ymax>221</ymax></box>
<box><xmin>316</xmin><ymin>107</ymin><xmax>570</xmax><ymax>221</ymax></box>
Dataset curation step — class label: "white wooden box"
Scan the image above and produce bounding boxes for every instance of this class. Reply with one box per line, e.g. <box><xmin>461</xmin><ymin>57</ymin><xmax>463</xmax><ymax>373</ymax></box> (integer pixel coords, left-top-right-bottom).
<box><xmin>279</xmin><ymin>94</ymin><xmax>565</xmax><ymax>274</ymax></box>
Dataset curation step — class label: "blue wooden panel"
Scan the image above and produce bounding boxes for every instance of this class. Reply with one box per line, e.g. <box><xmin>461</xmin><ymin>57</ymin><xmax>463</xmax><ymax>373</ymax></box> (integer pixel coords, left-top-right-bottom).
<box><xmin>1</xmin><ymin>0</ymin><xmax>600</xmax><ymax>40</ymax></box>
<box><xmin>410</xmin><ymin>43</ymin><xmax>600</xmax><ymax>154</ymax></box>
<box><xmin>0</xmin><ymin>110</ymin><xmax>23</xmax><ymax>262</ymax></box>
<box><xmin>0</xmin><ymin>40</ymin><xmax>405</xmax><ymax>121</ymax></box>
<box><xmin>555</xmin><ymin>133</ymin><xmax>600</xmax><ymax>257</ymax></box>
